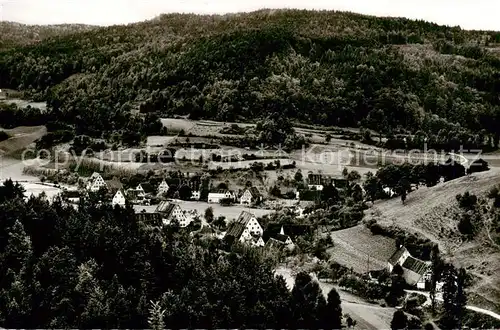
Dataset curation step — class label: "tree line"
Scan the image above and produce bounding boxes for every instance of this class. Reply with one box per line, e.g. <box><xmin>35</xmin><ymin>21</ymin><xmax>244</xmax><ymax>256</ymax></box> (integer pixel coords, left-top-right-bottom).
<box><xmin>0</xmin><ymin>179</ymin><xmax>346</xmax><ymax>328</ymax></box>
<box><xmin>1</xmin><ymin>10</ymin><xmax>500</xmax><ymax>145</ymax></box>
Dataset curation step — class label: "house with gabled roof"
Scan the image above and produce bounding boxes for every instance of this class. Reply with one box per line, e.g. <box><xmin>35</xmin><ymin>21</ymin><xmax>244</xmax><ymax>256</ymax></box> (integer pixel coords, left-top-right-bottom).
<box><xmin>224</xmin><ymin>211</ymin><xmax>264</xmax><ymax>247</ymax></box>
<box><xmin>388</xmin><ymin>246</ymin><xmax>431</xmax><ymax>289</ymax></box>
<box><xmin>208</xmin><ymin>190</ymin><xmax>236</xmax><ymax>204</ymax></box>
<box><xmin>156</xmin><ymin>201</ymin><xmax>191</xmax><ymax>227</ymax></box>
<box><xmin>137</xmin><ymin>183</ymin><xmax>156</xmax><ymax>196</ymax></box>
<box><xmin>157</xmin><ymin>180</ymin><xmax>169</xmax><ymax>196</ymax></box>
<box><xmin>86</xmin><ymin>173</ymin><xmax>107</xmax><ymax>192</ymax></box>
<box><xmin>112</xmin><ymin>190</ymin><xmax>127</xmax><ymax>207</ymax></box>
<box><xmin>240</xmin><ymin>187</ymin><xmax>263</xmax><ymax>205</ymax></box>
<box><xmin>265</xmin><ymin>226</ymin><xmax>295</xmax><ymax>250</ymax></box>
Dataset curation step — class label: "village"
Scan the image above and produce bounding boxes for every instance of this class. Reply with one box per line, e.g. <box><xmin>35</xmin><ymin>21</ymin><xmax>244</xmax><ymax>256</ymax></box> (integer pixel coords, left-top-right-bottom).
<box><xmin>57</xmin><ymin>167</ymin><xmax>442</xmax><ymax>297</ymax></box>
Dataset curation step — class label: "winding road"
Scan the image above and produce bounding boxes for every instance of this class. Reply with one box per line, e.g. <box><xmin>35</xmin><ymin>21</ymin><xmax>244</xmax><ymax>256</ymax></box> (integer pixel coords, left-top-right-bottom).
<box><xmin>406</xmin><ymin>290</ymin><xmax>500</xmax><ymax>321</ymax></box>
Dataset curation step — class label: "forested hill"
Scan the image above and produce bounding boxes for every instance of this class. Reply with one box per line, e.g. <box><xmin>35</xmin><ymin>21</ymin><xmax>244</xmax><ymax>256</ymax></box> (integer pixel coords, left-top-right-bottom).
<box><xmin>2</xmin><ymin>10</ymin><xmax>500</xmax><ymax>141</ymax></box>
<box><xmin>0</xmin><ymin>22</ymin><xmax>95</xmax><ymax>50</ymax></box>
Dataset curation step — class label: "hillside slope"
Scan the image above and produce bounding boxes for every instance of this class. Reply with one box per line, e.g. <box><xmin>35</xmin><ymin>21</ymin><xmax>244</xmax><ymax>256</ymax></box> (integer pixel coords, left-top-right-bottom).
<box><xmin>1</xmin><ymin>10</ymin><xmax>500</xmax><ymax>142</ymax></box>
<box><xmin>366</xmin><ymin>169</ymin><xmax>500</xmax><ymax>313</ymax></box>
<box><xmin>0</xmin><ymin>126</ymin><xmax>47</xmax><ymax>155</ymax></box>
<box><xmin>0</xmin><ymin>22</ymin><xmax>95</xmax><ymax>50</ymax></box>
<box><xmin>327</xmin><ymin>225</ymin><xmax>397</xmax><ymax>274</ymax></box>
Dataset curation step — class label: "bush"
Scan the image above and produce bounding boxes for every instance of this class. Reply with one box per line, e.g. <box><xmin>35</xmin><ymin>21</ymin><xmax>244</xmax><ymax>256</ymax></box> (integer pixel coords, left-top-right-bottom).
<box><xmin>368</xmin><ymin>222</ymin><xmax>384</xmax><ymax>235</ymax></box>
<box><xmin>456</xmin><ymin>192</ymin><xmax>477</xmax><ymax>210</ymax></box>
<box><xmin>0</xmin><ymin>130</ymin><xmax>9</xmax><ymax>142</ymax></box>
<box><xmin>458</xmin><ymin>213</ymin><xmax>478</xmax><ymax>239</ymax></box>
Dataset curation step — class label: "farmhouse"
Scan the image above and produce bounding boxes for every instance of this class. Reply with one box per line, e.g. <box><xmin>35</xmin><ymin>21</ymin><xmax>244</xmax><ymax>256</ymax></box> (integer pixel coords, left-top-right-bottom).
<box><xmin>126</xmin><ymin>189</ymin><xmax>150</xmax><ymax>205</ymax></box>
<box><xmin>136</xmin><ymin>183</ymin><xmax>155</xmax><ymax>196</ymax></box>
<box><xmin>156</xmin><ymin>201</ymin><xmax>191</xmax><ymax>227</ymax></box>
<box><xmin>388</xmin><ymin>246</ymin><xmax>431</xmax><ymax>289</ymax></box>
<box><xmin>208</xmin><ymin>190</ymin><xmax>236</xmax><ymax>204</ymax></box>
<box><xmin>224</xmin><ymin>211</ymin><xmax>264</xmax><ymax>247</ymax></box>
<box><xmin>240</xmin><ymin>187</ymin><xmax>263</xmax><ymax>205</ymax></box>
<box><xmin>265</xmin><ymin>226</ymin><xmax>295</xmax><ymax>250</ymax></box>
<box><xmin>157</xmin><ymin>180</ymin><xmax>169</xmax><ymax>196</ymax></box>
<box><xmin>112</xmin><ymin>190</ymin><xmax>127</xmax><ymax>207</ymax></box>
<box><xmin>86</xmin><ymin>173</ymin><xmax>107</xmax><ymax>192</ymax></box>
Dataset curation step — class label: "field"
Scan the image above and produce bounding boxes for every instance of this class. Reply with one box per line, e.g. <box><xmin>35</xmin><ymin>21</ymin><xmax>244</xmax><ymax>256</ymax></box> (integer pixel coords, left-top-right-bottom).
<box><xmin>0</xmin><ymin>98</ymin><xmax>47</xmax><ymax>111</ymax></box>
<box><xmin>0</xmin><ymin>157</ymin><xmax>64</xmax><ymax>198</ymax></box>
<box><xmin>146</xmin><ymin>136</ymin><xmax>177</xmax><ymax>147</ymax></box>
<box><xmin>0</xmin><ymin>125</ymin><xmax>47</xmax><ymax>155</ymax></box>
<box><xmin>366</xmin><ymin>168</ymin><xmax>500</xmax><ymax>313</ymax></box>
<box><xmin>208</xmin><ymin>158</ymin><xmax>294</xmax><ymax>170</ymax></box>
<box><xmin>160</xmin><ymin>118</ymin><xmax>196</xmax><ymax>133</ymax></box>
<box><xmin>327</xmin><ymin>225</ymin><xmax>397</xmax><ymax>274</ymax></box>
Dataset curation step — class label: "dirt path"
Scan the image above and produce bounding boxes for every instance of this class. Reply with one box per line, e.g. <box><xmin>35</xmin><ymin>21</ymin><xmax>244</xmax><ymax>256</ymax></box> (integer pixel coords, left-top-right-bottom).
<box><xmin>406</xmin><ymin>290</ymin><xmax>500</xmax><ymax>321</ymax></box>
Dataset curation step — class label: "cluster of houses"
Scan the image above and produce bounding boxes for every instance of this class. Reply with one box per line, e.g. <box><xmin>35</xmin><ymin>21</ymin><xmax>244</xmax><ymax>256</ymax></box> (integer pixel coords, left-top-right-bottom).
<box><xmin>223</xmin><ymin>211</ymin><xmax>295</xmax><ymax>250</ymax></box>
<box><xmin>79</xmin><ymin>172</ymin><xmax>205</xmax><ymax>207</ymax></box>
<box><xmin>207</xmin><ymin>186</ymin><xmax>263</xmax><ymax>205</ymax></box>
<box><xmin>80</xmin><ymin>172</ymin><xmax>268</xmax><ymax>207</ymax></box>
<box><xmin>141</xmin><ymin>200</ymin><xmax>295</xmax><ymax>250</ymax></box>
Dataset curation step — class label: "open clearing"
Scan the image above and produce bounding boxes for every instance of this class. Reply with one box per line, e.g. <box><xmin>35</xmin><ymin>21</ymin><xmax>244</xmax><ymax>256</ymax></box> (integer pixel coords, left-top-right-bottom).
<box><xmin>160</xmin><ymin>118</ymin><xmax>196</xmax><ymax>133</ymax></box>
<box><xmin>0</xmin><ymin>125</ymin><xmax>46</xmax><ymax>155</ymax></box>
<box><xmin>0</xmin><ymin>98</ymin><xmax>47</xmax><ymax>111</ymax></box>
<box><xmin>366</xmin><ymin>168</ymin><xmax>500</xmax><ymax>313</ymax></box>
<box><xmin>274</xmin><ymin>267</ymin><xmax>395</xmax><ymax>330</ymax></box>
<box><xmin>146</xmin><ymin>136</ymin><xmax>177</xmax><ymax>146</ymax></box>
<box><xmin>0</xmin><ymin>157</ymin><xmax>63</xmax><ymax>198</ymax></box>
<box><xmin>327</xmin><ymin>225</ymin><xmax>397</xmax><ymax>274</ymax></box>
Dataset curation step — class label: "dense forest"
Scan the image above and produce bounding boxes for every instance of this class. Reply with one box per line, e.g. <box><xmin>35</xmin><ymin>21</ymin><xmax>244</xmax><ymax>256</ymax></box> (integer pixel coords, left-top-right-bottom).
<box><xmin>1</xmin><ymin>10</ymin><xmax>500</xmax><ymax>146</ymax></box>
<box><xmin>0</xmin><ymin>179</ymin><xmax>345</xmax><ymax>328</ymax></box>
<box><xmin>0</xmin><ymin>22</ymin><xmax>95</xmax><ymax>50</ymax></box>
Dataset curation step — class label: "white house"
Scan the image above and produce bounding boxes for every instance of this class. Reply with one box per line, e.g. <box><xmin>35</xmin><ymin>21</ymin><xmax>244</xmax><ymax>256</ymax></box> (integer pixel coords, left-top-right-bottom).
<box><xmin>388</xmin><ymin>246</ymin><xmax>431</xmax><ymax>289</ymax></box>
<box><xmin>240</xmin><ymin>187</ymin><xmax>263</xmax><ymax>205</ymax></box>
<box><xmin>135</xmin><ymin>184</ymin><xmax>147</xmax><ymax>198</ymax></box>
<box><xmin>224</xmin><ymin>211</ymin><xmax>264</xmax><ymax>247</ymax></box>
<box><xmin>208</xmin><ymin>190</ymin><xmax>236</xmax><ymax>204</ymax></box>
<box><xmin>112</xmin><ymin>190</ymin><xmax>127</xmax><ymax>207</ymax></box>
<box><xmin>87</xmin><ymin>173</ymin><xmax>107</xmax><ymax>192</ymax></box>
<box><xmin>156</xmin><ymin>201</ymin><xmax>191</xmax><ymax>227</ymax></box>
<box><xmin>157</xmin><ymin>180</ymin><xmax>170</xmax><ymax>196</ymax></box>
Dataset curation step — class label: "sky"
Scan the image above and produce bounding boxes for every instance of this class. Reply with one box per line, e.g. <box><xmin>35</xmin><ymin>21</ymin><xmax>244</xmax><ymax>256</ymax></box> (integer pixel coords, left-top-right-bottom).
<box><xmin>0</xmin><ymin>0</ymin><xmax>499</xmax><ymax>31</ymax></box>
